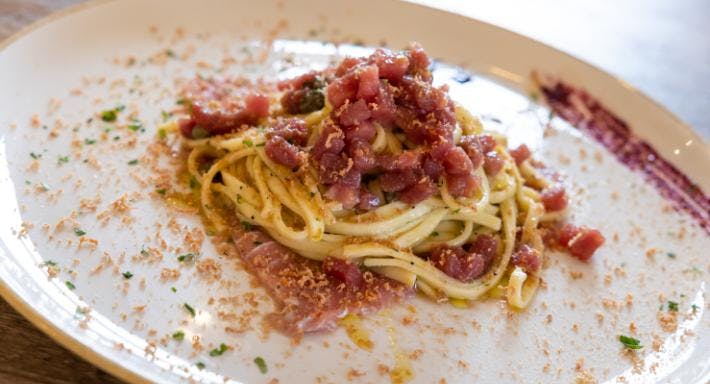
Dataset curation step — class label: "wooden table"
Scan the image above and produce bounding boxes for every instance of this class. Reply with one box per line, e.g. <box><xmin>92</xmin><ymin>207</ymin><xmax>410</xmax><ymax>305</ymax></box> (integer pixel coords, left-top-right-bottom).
<box><xmin>0</xmin><ymin>1</ymin><xmax>708</xmax><ymax>383</ymax></box>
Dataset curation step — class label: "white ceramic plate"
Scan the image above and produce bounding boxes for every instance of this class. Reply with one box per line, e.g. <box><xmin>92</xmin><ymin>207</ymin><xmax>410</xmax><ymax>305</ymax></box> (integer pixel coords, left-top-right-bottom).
<box><xmin>0</xmin><ymin>1</ymin><xmax>708</xmax><ymax>383</ymax></box>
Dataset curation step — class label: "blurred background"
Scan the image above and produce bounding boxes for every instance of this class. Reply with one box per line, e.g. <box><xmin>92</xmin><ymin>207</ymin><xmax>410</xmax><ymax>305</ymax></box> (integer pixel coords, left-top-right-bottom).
<box><xmin>0</xmin><ymin>0</ymin><xmax>708</xmax><ymax>382</ymax></box>
<box><xmin>2</xmin><ymin>0</ymin><xmax>708</xmax><ymax>137</ymax></box>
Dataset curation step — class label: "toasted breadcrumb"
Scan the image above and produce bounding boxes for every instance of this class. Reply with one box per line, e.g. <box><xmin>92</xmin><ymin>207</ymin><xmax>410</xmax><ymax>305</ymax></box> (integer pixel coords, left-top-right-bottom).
<box><xmin>160</xmin><ymin>268</ymin><xmax>181</xmax><ymax>281</ymax></box>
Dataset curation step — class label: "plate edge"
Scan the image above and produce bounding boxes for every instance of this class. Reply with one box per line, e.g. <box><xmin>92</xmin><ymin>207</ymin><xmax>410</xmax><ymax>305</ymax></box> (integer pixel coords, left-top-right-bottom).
<box><xmin>0</xmin><ymin>277</ymin><xmax>151</xmax><ymax>384</ymax></box>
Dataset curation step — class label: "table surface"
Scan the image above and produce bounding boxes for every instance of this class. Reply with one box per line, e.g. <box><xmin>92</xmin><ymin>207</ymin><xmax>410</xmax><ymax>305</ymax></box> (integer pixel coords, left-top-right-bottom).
<box><xmin>1</xmin><ymin>0</ymin><xmax>708</xmax><ymax>383</ymax></box>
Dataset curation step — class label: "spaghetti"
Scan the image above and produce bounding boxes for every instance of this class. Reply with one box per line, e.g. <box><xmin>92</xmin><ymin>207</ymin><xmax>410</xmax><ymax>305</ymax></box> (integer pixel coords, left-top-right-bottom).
<box><xmin>164</xmin><ymin>43</ymin><xmax>604</xmax><ymax>315</ymax></box>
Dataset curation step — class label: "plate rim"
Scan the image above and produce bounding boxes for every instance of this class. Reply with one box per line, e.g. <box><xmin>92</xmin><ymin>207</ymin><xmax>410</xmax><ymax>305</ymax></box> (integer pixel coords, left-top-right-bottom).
<box><xmin>0</xmin><ymin>2</ymin><xmax>159</xmax><ymax>382</ymax></box>
<box><xmin>0</xmin><ymin>0</ymin><xmax>706</xmax><ymax>383</ymax></box>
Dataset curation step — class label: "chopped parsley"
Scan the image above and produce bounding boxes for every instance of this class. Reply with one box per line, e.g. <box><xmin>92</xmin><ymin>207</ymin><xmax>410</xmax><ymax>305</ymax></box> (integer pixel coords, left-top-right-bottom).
<box><xmin>101</xmin><ymin>109</ymin><xmax>118</xmax><ymax>122</ymax></box>
<box><xmin>73</xmin><ymin>228</ymin><xmax>87</xmax><ymax>237</ymax></box>
<box><xmin>240</xmin><ymin>220</ymin><xmax>253</xmax><ymax>231</ymax></box>
<box><xmin>158</xmin><ymin>128</ymin><xmax>167</xmax><ymax>139</ymax></box>
<box><xmin>189</xmin><ymin>176</ymin><xmax>198</xmax><ymax>189</ymax></box>
<box><xmin>619</xmin><ymin>335</ymin><xmax>643</xmax><ymax>350</ymax></box>
<box><xmin>183</xmin><ymin>303</ymin><xmax>196</xmax><ymax>317</ymax></box>
<box><xmin>667</xmin><ymin>252</ymin><xmax>677</xmax><ymax>259</ymax></box>
<box><xmin>30</xmin><ymin>152</ymin><xmax>41</xmax><ymax>159</ymax></box>
<box><xmin>253</xmin><ymin>356</ymin><xmax>268</xmax><ymax>374</ymax></box>
<box><xmin>156</xmin><ymin>188</ymin><xmax>167</xmax><ymax>195</ymax></box>
<box><xmin>691</xmin><ymin>304</ymin><xmax>699</xmax><ymax>313</ymax></box>
<box><xmin>39</xmin><ymin>182</ymin><xmax>50</xmax><ymax>191</ymax></box>
<box><xmin>100</xmin><ymin>105</ymin><xmax>125</xmax><ymax>122</ymax></box>
<box><xmin>122</xmin><ymin>271</ymin><xmax>134</xmax><ymax>280</ymax></box>
<box><xmin>166</xmin><ymin>49</ymin><xmax>176</xmax><ymax>58</ymax></box>
<box><xmin>667</xmin><ymin>301</ymin><xmax>679</xmax><ymax>312</ymax></box>
<box><xmin>127</xmin><ymin>119</ymin><xmax>143</xmax><ymax>132</ymax></box>
<box><xmin>65</xmin><ymin>281</ymin><xmax>76</xmax><ymax>290</ymax></box>
<box><xmin>127</xmin><ymin>159</ymin><xmax>139</xmax><ymax>165</ymax></box>
<box><xmin>236</xmin><ymin>194</ymin><xmax>243</xmax><ymax>203</ymax></box>
<box><xmin>161</xmin><ymin>110</ymin><xmax>172</xmax><ymax>121</ymax></box>
<box><xmin>176</xmin><ymin>98</ymin><xmax>188</xmax><ymax>106</ymax></box>
<box><xmin>84</xmin><ymin>138</ymin><xmax>97</xmax><ymax>145</ymax></box>
<box><xmin>209</xmin><ymin>343</ymin><xmax>228</xmax><ymax>357</ymax></box>
<box><xmin>177</xmin><ymin>253</ymin><xmax>195</xmax><ymax>263</ymax></box>
<box><xmin>243</xmin><ymin>139</ymin><xmax>253</xmax><ymax>147</ymax></box>
<box><xmin>57</xmin><ymin>155</ymin><xmax>70</xmax><ymax>164</ymax></box>
<box><xmin>195</xmin><ymin>362</ymin><xmax>205</xmax><ymax>370</ymax></box>
<box><xmin>171</xmin><ymin>287</ymin><xmax>177</xmax><ymax>293</ymax></box>
<box><xmin>41</xmin><ymin>260</ymin><xmax>57</xmax><ymax>267</ymax></box>
<box><xmin>191</xmin><ymin>126</ymin><xmax>209</xmax><ymax>139</ymax></box>
<box><xmin>172</xmin><ymin>330</ymin><xmax>185</xmax><ymax>341</ymax></box>
<box><xmin>429</xmin><ymin>231</ymin><xmax>439</xmax><ymax>237</ymax></box>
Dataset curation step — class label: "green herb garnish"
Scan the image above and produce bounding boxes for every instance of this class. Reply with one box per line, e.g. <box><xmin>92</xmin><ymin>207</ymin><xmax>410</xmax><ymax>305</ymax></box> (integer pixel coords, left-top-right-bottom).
<box><xmin>209</xmin><ymin>343</ymin><xmax>228</xmax><ymax>357</ymax></box>
<box><xmin>667</xmin><ymin>252</ymin><xmax>677</xmax><ymax>259</ymax></box>
<box><xmin>73</xmin><ymin>228</ymin><xmax>86</xmax><ymax>237</ymax></box>
<box><xmin>667</xmin><ymin>301</ymin><xmax>679</xmax><ymax>312</ymax></box>
<box><xmin>127</xmin><ymin>120</ymin><xmax>143</xmax><ymax>132</ymax></box>
<box><xmin>191</xmin><ymin>126</ymin><xmax>209</xmax><ymax>139</ymax></box>
<box><xmin>161</xmin><ymin>111</ymin><xmax>172</xmax><ymax>121</ymax></box>
<box><xmin>619</xmin><ymin>335</ymin><xmax>643</xmax><ymax>350</ymax></box>
<box><xmin>158</xmin><ymin>128</ymin><xmax>167</xmax><ymax>139</ymax></box>
<box><xmin>57</xmin><ymin>155</ymin><xmax>70</xmax><ymax>164</ymax></box>
<box><xmin>243</xmin><ymin>139</ymin><xmax>253</xmax><ymax>147</ymax></box>
<box><xmin>240</xmin><ymin>221</ymin><xmax>253</xmax><ymax>231</ymax></box>
<box><xmin>84</xmin><ymin>138</ymin><xmax>96</xmax><ymax>145</ymax></box>
<box><xmin>127</xmin><ymin>159</ymin><xmax>139</xmax><ymax>165</ymax></box>
<box><xmin>172</xmin><ymin>330</ymin><xmax>185</xmax><ymax>341</ymax></box>
<box><xmin>171</xmin><ymin>287</ymin><xmax>177</xmax><ymax>293</ymax></box>
<box><xmin>122</xmin><ymin>271</ymin><xmax>134</xmax><ymax>280</ymax></box>
<box><xmin>101</xmin><ymin>109</ymin><xmax>117</xmax><ymax>122</ymax></box>
<box><xmin>65</xmin><ymin>281</ymin><xmax>76</xmax><ymax>290</ymax></box>
<box><xmin>177</xmin><ymin>253</ymin><xmax>195</xmax><ymax>263</ymax></box>
<box><xmin>156</xmin><ymin>188</ymin><xmax>167</xmax><ymax>195</ymax></box>
<box><xmin>30</xmin><ymin>152</ymin><xmax>41</xmax><ymax>159</ymax></box>
<box><xmin>183</xmin><ymin>303</ymin><xmax>196</xmax><ymax>317</ymax></box>
<box><xmin>195</xmin><ymin>362</ymin><xmax>205</xmax><ymax>370</ymax></box>
<box><xmin>253</xmin><ymin>357</ymin><xmax>268</xmax><ymax>374</ymax></box>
